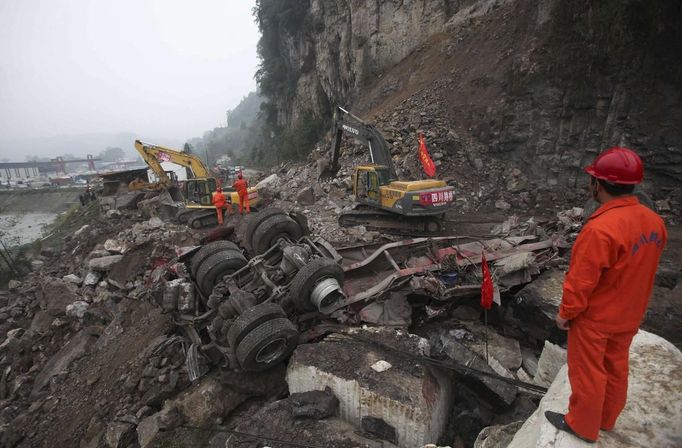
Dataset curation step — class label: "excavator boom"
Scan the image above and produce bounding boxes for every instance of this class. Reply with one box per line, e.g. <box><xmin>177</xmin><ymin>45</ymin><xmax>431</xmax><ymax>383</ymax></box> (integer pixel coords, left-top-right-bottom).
<box><xmin>320</xmin><ymin>106</ymin><xmax>396</xmax><ymax>180</ymax></box>
<box><xmin>134</xmin><ymin>140</ymin><xmax>211</xmax><ymax>181</ymax></box>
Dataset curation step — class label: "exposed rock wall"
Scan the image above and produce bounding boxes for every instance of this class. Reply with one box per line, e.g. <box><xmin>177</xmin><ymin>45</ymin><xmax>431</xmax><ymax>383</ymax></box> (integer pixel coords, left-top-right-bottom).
<box><xmin>259</xmin><ymin>0</ymin><xmax>682</xmax><ymax>204</ymax></box>
<box><xmin>271</xmin><ymin>0</ymin><xmax>465</xmax><ymax>125</ymax></box>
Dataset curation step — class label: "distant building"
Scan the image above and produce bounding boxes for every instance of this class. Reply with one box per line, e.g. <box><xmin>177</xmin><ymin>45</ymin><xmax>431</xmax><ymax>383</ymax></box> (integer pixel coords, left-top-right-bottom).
<box><xmin>0</xmin><ymin>162</ymin><xmax>41</xmax><ymax>181</ymax></box>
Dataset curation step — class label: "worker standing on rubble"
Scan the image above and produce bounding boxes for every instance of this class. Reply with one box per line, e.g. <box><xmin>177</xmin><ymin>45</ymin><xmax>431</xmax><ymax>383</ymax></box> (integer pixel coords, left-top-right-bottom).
<box><xmin>211</xmin><ymin>187</ymin><xmax>227</xmax><ymax>225</ymax></box>
<box><xmin>545</xmin><ymin>147</ymin><xmax>667</xmax><ymax>443</ymax></box>
<box><xmin>232</xmin><ymin>172</ymin><xmax>250</xmax><ymax>215</ymax></box>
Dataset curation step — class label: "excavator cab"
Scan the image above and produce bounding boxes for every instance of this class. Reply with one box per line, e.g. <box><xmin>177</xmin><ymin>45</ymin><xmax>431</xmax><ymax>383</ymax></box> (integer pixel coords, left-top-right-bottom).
<box><xmin>184</xmin><ymin>178</ymin><xmax>217</xmax><ymax>207</ymax></box>
<box><xmin>354</xmin><ymin>165</ymin><xmax>390</xmax><ymax>204</ymax></box>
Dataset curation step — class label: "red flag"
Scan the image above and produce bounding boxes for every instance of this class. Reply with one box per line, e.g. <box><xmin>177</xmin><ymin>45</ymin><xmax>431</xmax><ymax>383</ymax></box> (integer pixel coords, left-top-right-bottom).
<box><xmin>418</xmin><ymin>133</ymin><xmax>437</xmax><ymax>177</ymax></box>
<box><xmin>480</xmin><ymin>251</ymin><xmax>493</xmax><ymax>310</ymax></box>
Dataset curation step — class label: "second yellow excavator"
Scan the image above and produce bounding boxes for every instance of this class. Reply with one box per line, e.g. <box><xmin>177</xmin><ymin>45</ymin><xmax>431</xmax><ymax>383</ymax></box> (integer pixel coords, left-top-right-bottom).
<box><xmin>134</xmin><ymin>140</ymin><xmax>259</xmax><ymax>228</ymax></box>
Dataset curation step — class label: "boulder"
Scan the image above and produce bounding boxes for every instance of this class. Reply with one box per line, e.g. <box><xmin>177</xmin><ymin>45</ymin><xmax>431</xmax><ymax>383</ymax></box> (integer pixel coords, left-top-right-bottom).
<box><xmin>103</xmin><ymin>239</ymin><xmax>127</xmax><ymax>254</ymax></box>
<box><xmin>62</xmin><ymin>274</ymin><xmax>83</xmax><ymax>285</ymax></box>
<box><xmin>136</xmin><ymin>414</ymin><xmax>162</xmax><ymax>448</ymax></box>
<box><xmin>83</xmin><ymin>271</ymin><xmax>102</xmax><ymax>286</ymax></box>
<box><xmin>104</xmin><ymin>421</ymin><xmax>136</xmax><ymax>448</ymax></box>
<box><xmin>431</xmin><ymin>328</ymin><xmax>518</xmax><ymax>408</ymax></box>
<box><xmin>66</xmin><ymin>301</ymin><xmax>90</xmax><ymax>319</ymax></box>
<box><xmin>474</xmin><ymin>421</ymin><xmax>524</xmax><ymax>448</ymax></box>
<box><xmin>533</xmin><ymin>341</ymin><xmax>566</xmax><ymax>388</ymax></box>
<box><xmin>170</xmin><ymin>373</ymin><xmax>248</xmax><ymax>426</ymax></box>
<box><xmin>42</xmin><ymin>278</ymin><xmax>77</xmax><ymax>317</ymax></box>
<box><xmin>230</xmin><ymin>395</ymin><xmax>397</xmax><ymax>448</ymax></box>
<box><xmin>296</xmin><ymin>186</ymin><xmax>316</xmax><ymax>205</ymax></box>
<box><xmin>29</xmin><ymin>311</ymin><xmax>54</xmax><ymax>335</ymax></box>
<box><xmin>508</xmin><ymin>331</ymin><xmax>682</xmax><ymax>447</ymax></box>
<box><xmin>513</xmin><ymin>269</ymin><xmax>567</xmax><ymax>345</ymax></box>
<box><xmin>88</xmin><ymin>255</ymin><xmax>124</xmax><ymax>272</ymax></box>
<box><xmin>31</xmin><ymin>330</ymin><xmax>98</xmax><ymax>397</ymax></box>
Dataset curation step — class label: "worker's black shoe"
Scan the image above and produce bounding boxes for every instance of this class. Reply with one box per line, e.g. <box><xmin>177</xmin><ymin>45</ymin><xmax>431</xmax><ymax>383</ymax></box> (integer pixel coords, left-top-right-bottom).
<box><xmin>544</xmin><ymin>411</ymin><xmax>596</xmax><ymax>444</ymax></box>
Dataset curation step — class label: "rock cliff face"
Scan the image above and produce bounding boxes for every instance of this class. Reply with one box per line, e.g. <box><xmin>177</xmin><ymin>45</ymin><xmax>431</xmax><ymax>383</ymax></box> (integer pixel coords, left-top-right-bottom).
<box><xmin>259</xmin><ymin>0</ymin><xmax>681</xmax><ymax>205</ymax></box>
<box><xmin>270</xmin><ymin>0</ymin><xmax>462</xmax><ymax>125</ymax></box>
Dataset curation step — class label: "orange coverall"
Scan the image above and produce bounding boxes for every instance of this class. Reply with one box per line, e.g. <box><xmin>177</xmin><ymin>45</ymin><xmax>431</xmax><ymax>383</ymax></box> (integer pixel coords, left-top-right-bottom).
<box><xmin>232</xmin><ymin>178</ymin><xmax>250</xmax><ymax>214</ymax></box>
<box><xmin>211</xmin><ymin>190</ymin><xmax>227</xmax><ymax>224</ymax></box>
<box><xmin>560</xmin><ymin>196</ymin><xmax>667</xmax><ymax>441</ymax></box>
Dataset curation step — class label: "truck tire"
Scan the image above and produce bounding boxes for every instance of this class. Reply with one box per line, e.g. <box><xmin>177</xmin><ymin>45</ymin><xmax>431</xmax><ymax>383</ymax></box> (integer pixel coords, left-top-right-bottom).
<box><xmin>245</xmin><ymin>208</ymin><xmax>286</xmax><ymax>250</ymax></box>
<box><xmin>236</xmin><ymin>318</ymin><xmax>298</xmax><ymax>372</ymax></box>
<box><xmin>251</xmin><ymin>214</ymin><xmax>304</xmax><ymax>256</ymax></box>
<box><xmin>226</xmin><ymin>302</ymin><xmax>287</xmax><ymax>348</ymax></box>
<box><xmin>195</xmin><ymin>250</ymin><xmax>247</xmax><ymax>296</ymax></box>
<box><xmin>191</xmin><ymin>240</ymin><xmax>240</xmax><ymax>279</ymax></box>
<box><xmin>288</xmin><ymin>258</ymin><xmax>344</xmax><ymax>312</ymax></box>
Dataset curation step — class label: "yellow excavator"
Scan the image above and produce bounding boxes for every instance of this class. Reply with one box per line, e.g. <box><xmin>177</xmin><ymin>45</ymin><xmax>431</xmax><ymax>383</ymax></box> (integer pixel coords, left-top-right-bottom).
<box><xmin>134</xmin><ymin>140</ymin><xmax>259</xmax><ymax>228</ymax></box>
<box><xmin>319</xmin><ymin>107</ymin><xmax>455</xmax><ymax>234</ymax></box>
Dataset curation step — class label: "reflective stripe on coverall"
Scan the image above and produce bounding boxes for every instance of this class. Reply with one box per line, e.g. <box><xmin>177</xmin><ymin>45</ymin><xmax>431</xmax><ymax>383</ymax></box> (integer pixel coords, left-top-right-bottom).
<box><xmin>211</xmin><ymin>191</ymin><xmax>227</xmax><ymax>224</ymax></box>
<box><xmin>232</xmin><ymin>179</ymin><xmax>250</xmax><ymax>214</ymax></box>
<box><xmin>560</xmin><ymin>196</ymin><xmax>667</xmax><ymax>440</ymax></box>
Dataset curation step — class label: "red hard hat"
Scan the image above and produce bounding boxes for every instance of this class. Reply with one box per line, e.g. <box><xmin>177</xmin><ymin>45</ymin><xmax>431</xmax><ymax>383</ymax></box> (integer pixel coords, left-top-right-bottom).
<box><xmin>584</xmin><ymin>147</ymin><xmax>643</xmax><ymax>184</ymax></box>
<box><xmin>216</xmin><ymin>187</ymin><xmax>222</xmax><ymax>192</ymax></box>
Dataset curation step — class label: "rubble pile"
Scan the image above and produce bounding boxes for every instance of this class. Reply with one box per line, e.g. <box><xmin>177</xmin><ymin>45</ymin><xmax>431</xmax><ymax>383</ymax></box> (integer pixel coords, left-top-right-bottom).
<box><xmin>0</xmin><ymin>181</ymin><xmax>678</xmax><ymax>448</ymax></box>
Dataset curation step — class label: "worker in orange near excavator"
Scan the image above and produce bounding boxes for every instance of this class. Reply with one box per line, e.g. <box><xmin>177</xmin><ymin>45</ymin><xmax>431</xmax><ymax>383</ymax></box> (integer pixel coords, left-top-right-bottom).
<box><xmin>211</xmin><ymin>187</ymin><xmax>227</xmax><ymax>225</ymax></box>
<box><xmin>545</xmin><ymin>147</ymin><xmax>667</xmax><ymax>444</ymax></box>
<box><xmin>232</xmin><ymin>172</ymin><xmax>250</xmax><ymax>215</ymax></box>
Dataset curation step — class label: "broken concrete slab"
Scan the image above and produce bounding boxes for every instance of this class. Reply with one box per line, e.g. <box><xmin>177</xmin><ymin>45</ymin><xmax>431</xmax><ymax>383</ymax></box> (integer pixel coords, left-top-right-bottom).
<box><xmin>88</xmin><ymin>255</ymin><xmax>124</xmax><ymax>272</ymax></box>
<box><xmin>508</xmin><ymin>331</ymin><xmax>682</xmax><ymax>447</ymax></box>
<box><xmin>287</xmin><ymin>328</ymin><xmax>451</xmax><ymax>448</ymax></box>
<box><xmin>533</xmin><ymin>341</ymin><xmax>566</xmax><ymax>388</ymax></box>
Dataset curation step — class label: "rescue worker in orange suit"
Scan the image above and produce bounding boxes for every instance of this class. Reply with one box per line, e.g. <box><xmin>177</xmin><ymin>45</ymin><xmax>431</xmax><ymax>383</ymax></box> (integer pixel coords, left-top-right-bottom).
<box><xmin>545</xmin><ymin>147</ymin><xmax>667</xmax><ymax>443</ymax></box>
<box><xmin>232</xmin><ymin>172</ymin><xmax>250</xmax><ymax>215</ymax></box>
<box><xmin>211</xmin><ymin>187</ymin><xmax>227</xmax><ymax>225</ymax></box>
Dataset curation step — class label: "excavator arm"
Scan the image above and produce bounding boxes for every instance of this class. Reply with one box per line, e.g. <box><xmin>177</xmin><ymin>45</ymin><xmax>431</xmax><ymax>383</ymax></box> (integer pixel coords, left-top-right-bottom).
<box><xmin>134</xmin><ymin>140</ymin><xmax>211</xmax><ymax>183</ymax></box>
<box><xmin>320</xmin><ymin>106</ymin><xmax>396</xmax><ymax>180</ymax></box>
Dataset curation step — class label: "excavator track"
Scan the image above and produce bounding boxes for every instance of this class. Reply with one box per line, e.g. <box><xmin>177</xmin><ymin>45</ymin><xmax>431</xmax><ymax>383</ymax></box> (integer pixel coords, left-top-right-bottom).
<box><xmin>187</xmin><ymin>210</ymin><xmax>220</xmax><ymax>229</ymax></box>
<box><xmin>339</xmin><ymin>209</ymin><xmax>443</xmax><ymax>236</ymax></box>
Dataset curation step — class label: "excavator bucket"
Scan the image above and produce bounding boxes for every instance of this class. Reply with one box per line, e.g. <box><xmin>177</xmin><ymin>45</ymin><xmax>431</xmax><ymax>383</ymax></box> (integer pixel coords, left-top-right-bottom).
<box><xmin>318</xmin><ymin>159</ymin><xmax>339</xmax><ymax>181</ymax></box>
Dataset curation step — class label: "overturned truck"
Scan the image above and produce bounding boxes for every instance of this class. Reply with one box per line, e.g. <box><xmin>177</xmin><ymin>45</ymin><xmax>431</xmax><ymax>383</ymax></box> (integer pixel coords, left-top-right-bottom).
<box><xmin>161</xmin><ymin>209</ymin><xmax>562</xmax><ymax>378</ymax></box>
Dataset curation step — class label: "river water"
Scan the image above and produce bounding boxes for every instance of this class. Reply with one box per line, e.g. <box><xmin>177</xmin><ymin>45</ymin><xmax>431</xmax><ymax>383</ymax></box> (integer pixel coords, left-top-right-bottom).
<box><xmin>0</xmin><ymin>213</ymin><xmax>58</xmax><ymax>247</ymax></box>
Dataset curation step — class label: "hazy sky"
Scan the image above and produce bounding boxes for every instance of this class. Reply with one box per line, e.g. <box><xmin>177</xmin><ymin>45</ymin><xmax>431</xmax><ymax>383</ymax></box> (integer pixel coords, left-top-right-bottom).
<box><xmin>0</xmin><ymin>0</ymin><xmax>259</xmax><ymax>158</ymax></box>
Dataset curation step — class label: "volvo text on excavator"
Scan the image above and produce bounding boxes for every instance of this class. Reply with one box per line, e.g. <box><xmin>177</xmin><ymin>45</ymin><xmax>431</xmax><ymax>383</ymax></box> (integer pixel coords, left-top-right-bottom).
<box><xmin>319</xmin><ymin>107</ymin><xmax>455</xmax><ymax>234</ymax></box>
<box><xmin>134</xmin><ymin>140</ymin><xmax>259</xmax><ymax>228</ymax></box>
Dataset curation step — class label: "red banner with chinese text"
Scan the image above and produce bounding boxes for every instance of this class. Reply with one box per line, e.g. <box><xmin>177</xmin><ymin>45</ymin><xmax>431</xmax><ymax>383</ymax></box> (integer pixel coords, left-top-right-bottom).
<box><xmin>418</xmin><ymin>133</ymin><xmax>437</xmax><ymax>177</ymax></box>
